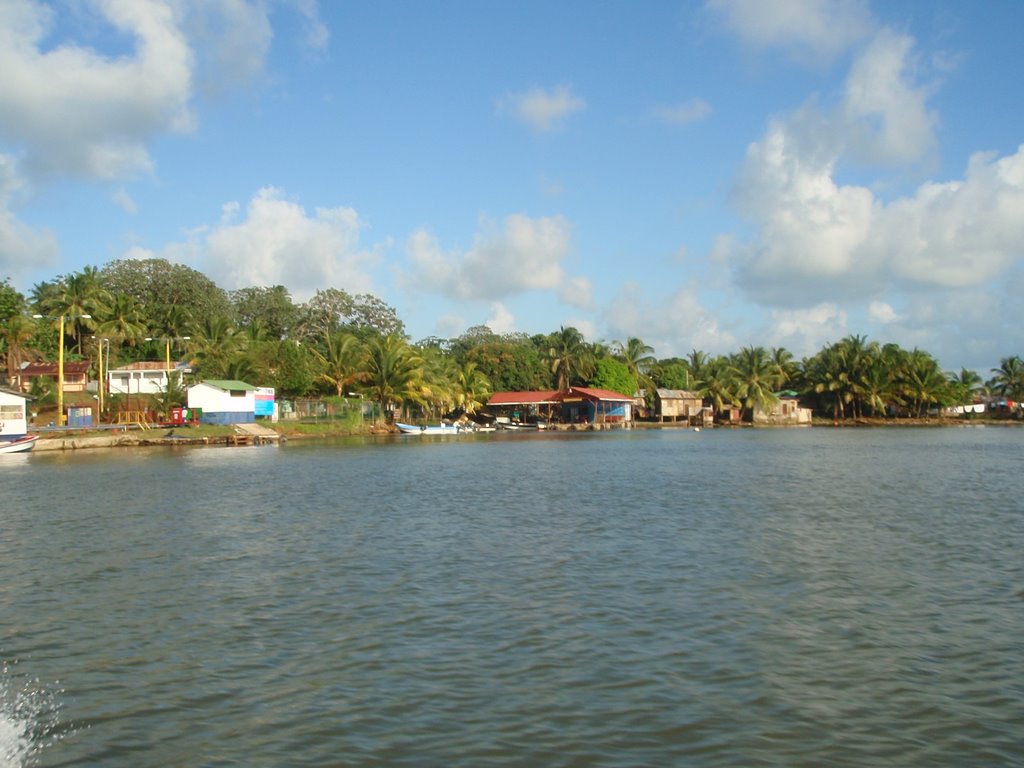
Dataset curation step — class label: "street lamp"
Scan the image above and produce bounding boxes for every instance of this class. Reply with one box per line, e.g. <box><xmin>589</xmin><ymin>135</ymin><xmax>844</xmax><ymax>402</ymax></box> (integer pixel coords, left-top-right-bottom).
<box><xmin>35</xmin><ymin>313</ymin><xmax>91</xmax><ymax>426</ymax></box>
<box><xmin>91</xmin><ymin>336</ymin><xmax>110</xmax><ymax>421</ymax></box>
<box><xmin>145</xmin><ymin>335</ymin><xmax>191</xmax><ymax>383</ymax></box>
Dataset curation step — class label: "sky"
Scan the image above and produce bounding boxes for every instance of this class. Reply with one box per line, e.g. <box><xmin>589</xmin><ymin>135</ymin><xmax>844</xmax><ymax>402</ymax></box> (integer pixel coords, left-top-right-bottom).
<box><xmin>1</xmin><ymin>0</ymin><xmax>1023</xmax><ymax>373</ymax></box>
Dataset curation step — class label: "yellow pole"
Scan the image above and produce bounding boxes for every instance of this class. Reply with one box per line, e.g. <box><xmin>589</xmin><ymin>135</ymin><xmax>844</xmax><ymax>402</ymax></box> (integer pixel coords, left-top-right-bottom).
<box><xmin>57</xmin><ymin>315</ymin><xmax>65</xmax><ymax>426</ymax></box>
<box><xmin>97</xmin><ymin>338</ymin><xmax>104</xmax><ymax>419</ymax></box>
<box><xmin>165</xmin><ymin>338</ymin><xmax>171</xmax><ymax>379</ymax></box>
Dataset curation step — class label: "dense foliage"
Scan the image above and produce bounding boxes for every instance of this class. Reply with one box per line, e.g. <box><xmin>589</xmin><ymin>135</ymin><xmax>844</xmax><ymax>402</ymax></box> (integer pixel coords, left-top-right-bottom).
<box><xmin>1</xmin><ymin>262</ymin><xmax>1021</xmax><ymax>423</ymax></box>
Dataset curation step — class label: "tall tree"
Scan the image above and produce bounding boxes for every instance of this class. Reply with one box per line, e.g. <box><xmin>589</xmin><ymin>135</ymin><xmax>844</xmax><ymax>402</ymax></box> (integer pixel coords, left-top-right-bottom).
<box><xmin>362</xmin><ymin>334</ymin><xmax>426</xmax><ymax>423</ymax></box>
<box><xmin>990</xmin><ymin>356</ymin><xmax>1024</xmax><ymax>401</ymax></box>
<box><xmin>313</xmin><ymin>331</ymin><xmax>366</xmax><ymax>397</ymax></box>
<box><xmin>546</xmin><ymin>326</ymin><xmax>594</xmax><ymax>390</ymax></box>
<box><xmin>732</xmin><ymin>345</ymin><xmax>780</xmax><ymax>421</ymax></box>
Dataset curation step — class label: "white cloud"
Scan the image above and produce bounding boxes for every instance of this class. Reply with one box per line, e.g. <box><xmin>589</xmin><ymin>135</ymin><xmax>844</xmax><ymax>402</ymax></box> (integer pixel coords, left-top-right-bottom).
<box><xmin>134</xmin><ymin>187</ymin><xmax>379</xmax><ymax>299</ymax></box>
<box><xmin>733</xmin><ymin>119</ymin><xmax>877</xmax><ymax>303</ymax></box>
<box><xmin>485</xmin><ymin>302</ymin><xmax>516</xmax><ymax>334</ymax></box>
<box><xmin>603</xmin><ymin>281</ymin><xmax>737</xmax><ymax>358</ymax></box>
<box><xmin>0</xmin><ymin>0</ymin><xmax>194</xmax><ymax>180</ymax></box>
<box><xmin>0</xmin><ymin>155</ymin><xmax>57</xmax><ymax>278</ymax></box>
<box><xmin>765</xmin><ymin>303</ymin><xmax>848</xmax><ymax>357</ymax></box>
<box><xmin>112</xmin><ymin>188</ymin><xmax>138</xmax><ymax>215</ymax></box>
<box><xmin>707</xmin><ymin>0</ymin><xmax>874</xmax><ymax>63</ymax></box>
<box><xmin>725</xmin><ymin>26</ymin><xmax>1024</xmax><ymax>314</ymax></box>
<box><xmin>654</xmin><ymin>99</ymin><xmax>712</xmax><ymax>125</ymax></box>
<box><xmin>867</xmin><ymin>300</ymin><xmax>900</xmax><ymax>324</ymax></box>
<box><xmin>499</xmin><ymin>86</ymin><xmax>585</xmax><ymax>133</ymax></box>
<box><xmin>841</xmin><ymin>29</ymin><xmax>937</xmax><ymax>166</ymax></box>
<box><xmin>405</xmin><ymin>213</ymin><xmax>583</xmax><ymax>303</ymax></box>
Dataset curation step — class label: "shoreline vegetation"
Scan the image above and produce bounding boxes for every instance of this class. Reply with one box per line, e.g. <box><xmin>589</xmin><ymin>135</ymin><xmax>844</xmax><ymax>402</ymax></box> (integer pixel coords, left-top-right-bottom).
<box><xmin>3</xmin><ymin>262</ymin><xmax>1023</xmax><ymax>436</ymax></box>
<box><xmin>28</xmin><ymin>415</ymin><xmax>1021</xmax><ymax>452</ymax></box>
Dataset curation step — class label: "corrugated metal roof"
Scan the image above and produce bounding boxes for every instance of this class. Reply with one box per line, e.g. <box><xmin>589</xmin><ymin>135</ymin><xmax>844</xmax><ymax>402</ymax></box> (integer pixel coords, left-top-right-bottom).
<box><xmin>487</xmin><ymin>390</ymin><xmax>559</xmax><ymax>406</ymax></box>
<box><xmin>20</xmin><ymin>362</ymin><xmax>91</xmax><ymax>375</ymax></box>
<box><xmin>200</xmin><ymin>380</ymin><xmax>256</xmax><ymax>391</ymax></box>
<box><xmin>568</xmin><ymin>387</ymin><xmax>635</xmax><ymax>402</ymax></box>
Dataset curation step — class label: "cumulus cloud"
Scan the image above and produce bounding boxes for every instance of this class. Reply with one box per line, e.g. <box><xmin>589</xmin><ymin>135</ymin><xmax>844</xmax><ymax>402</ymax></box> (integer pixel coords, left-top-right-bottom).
<box><xmin>499</xmin><ymin>86</ymin><xmax>585</xmax><ymax>133</ymax></box>
<box><xmin>724</xmin><ymin>24</ymin><xmax>1024</xmax><ymax>316</ymax></box>
<box><xmin>604</xmin><ymin>281</ymin><xmax>737</xmax><ymax>358</ymax></box>
<box><xmin>130</xmin><ymin>187</ymin><xmax>378</xmax><ymax>299</ymax></box>
<box><xmin>485</xmin><ymin>302</ymin><xmax>516</xmax><ymax>334</ymax></box>
<box><xmin>654</xmin><ymin>99</ymin><xmax>712</xmax><ymax>125</ymax></box>
<box><xmin>765</xmin><ymin>303</ymin><xmax>848</xmax><ymax>357</ymax></box>
<box><xmin>0</xmin><ymin>155</ymin><xmax>57</xmax><ymax>278</ymax></box>
<box><xmin>0</xmin><ymin>0</ymin><xmax>194</xmax><ymax>181</ymax></box>
<box><xmin>200</xmin><ymin>188</ymin><xmax>378</xmax><ymax>297</ymax></box>
<box><xmin>841</xmin><ymin>29</ymin><xmax>938</xmax><ymax>166</ymax></box>
<box><xmin>405</xmin><ymin>214</ymin><xmax>587</xmax><ymax>305</ymax></box>
<box><xmin>707</xmin><ymin>0</ymin><xmax>874</xmax><ymax>63</ymax></box>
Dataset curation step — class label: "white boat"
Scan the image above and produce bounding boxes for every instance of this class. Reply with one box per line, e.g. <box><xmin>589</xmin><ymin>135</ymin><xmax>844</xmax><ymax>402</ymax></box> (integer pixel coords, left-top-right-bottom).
<box><xmin>0</xmin><ymin>435</ymin><xmax>39</xmax><ymax>454</ymax></box>
<box><xmin>395</xmin><ymin>422</ymin><xmax>462</xmax><ymax>435</ymax></box>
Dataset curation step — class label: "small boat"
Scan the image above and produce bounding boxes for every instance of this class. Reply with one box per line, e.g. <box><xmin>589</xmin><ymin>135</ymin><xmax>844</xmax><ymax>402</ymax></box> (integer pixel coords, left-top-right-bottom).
<box><xmin>0</xmin><ymin>435</ymin><xmax>39</xmax><ymax>454</ymax></box>
<box><xmin>395</xmin><ymin>422</ymin><xmax>462</xmax><ymax>435</ymax></box>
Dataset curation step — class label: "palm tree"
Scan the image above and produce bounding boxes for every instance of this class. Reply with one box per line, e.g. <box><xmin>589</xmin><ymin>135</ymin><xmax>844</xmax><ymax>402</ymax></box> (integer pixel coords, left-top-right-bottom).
<box><xmin>362</xmin><ymin>334</ymin><xmax>426</xmax><ymax>423</ymax></box>
<box><xmin>313</xmin><ymin>331</ymin><xmax>366</xmax><ymax>398</ymax></box>
<box><xmin>1</xmin><ymin>314</ymin><xmax>40</xmax><ymax>387</ymax></box>
<box><xmin>614</xmin><ymin>337</ymin><xmax>656</xmax><ymax>395</ymax></box>
<box><xmin>686</xmin><ymin>349</ymin><xmax>709</xmax><ymax>390</ymax></box>
<box><xmin>454</xmin><ymin>361</ymin><xmax>491</xmax><ymax>415</ymax></box>
<box><xmin>547</xmin><ymin>326</ymin><xmax>593</xmax><ymax>390</ymax></box>
<box><xmin>95</xmin><ymin>293</ymin><xmax>148</xmax><ymax>351</ymax></box>
<box><xmin>697</xmin><ymin>356</ymin><xmax>739</xmax><ymax>420</ymax></box>
<box><xmin>805</xmin><ymin>343</ymin><xmax>851</xmax><ymax>420</ymax></box>
<box><xmin>39</xmin><ymin>268</ymin><xmax>110</xmax><ymax>354</ymax></box>
<box><xmin>732</xmin><ymin>345</ymin><xmax>780</xmax><ymax>421</ymax></box>
<box><xmin>948</xmin><ymin>368</ymin><xmax>982</xmax><ymax>404</ymax></box>
<box><xmin>189</xmin><ymin>316</ymin><xmax>243</xmax><ymax>379</ymax></box>
<box><xmin>990</xmin><ymin>356</ymin><xmax>1024</xmax><ymax>401</ymax></box>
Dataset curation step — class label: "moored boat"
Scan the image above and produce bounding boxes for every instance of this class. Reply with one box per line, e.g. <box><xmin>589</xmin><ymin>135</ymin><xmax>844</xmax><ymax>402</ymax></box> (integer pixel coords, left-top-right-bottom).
<box><xmin>0</xmin><ymin>434</ymin><xmax>39</xmax><ymax>454</ymax></box>
<box><xmin>395</xmin><ymin>422</ymin><xmax>462</xmax><ymax>435</ymax></box>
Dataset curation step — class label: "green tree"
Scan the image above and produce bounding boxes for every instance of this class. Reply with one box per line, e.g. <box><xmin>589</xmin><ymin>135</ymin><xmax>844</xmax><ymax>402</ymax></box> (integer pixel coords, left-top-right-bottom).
<box><xmin>454</xmin><ymin>361</ymin><xmax>491</xmax><ymax>415</ymax></box>
<box><xmin>613</xmin><ymin>337</ymin><xmax>656</xmax><ymax>396</ymax></box>
<box><xmin>546</xmin><ymin>326</ymin><xmax>594</xmax><ymax>390</ymax></box>
<box><xmin>589</xmin><ymin>356</ymin><xmax>635</xmax><ymax>396</ymax></box>
<box><xmin>990</xmin><ymin>356</ymin><xmax>1024</xmax><ymax>401</ymax></box>
<box><xmin>362</xmin><ymin>334</ymin><xmax>426</xmax><ymax>423</ymax></box>
<box><xmin>1</xmin><ymin>313</ymin><xmax>39</xmax><ymax>384</ymax></box>
<box><xmin>99</xmin><ymin>258</ymin><xmax>231</xmax><ymax>323</ymax></box>
<box><xmin>313</xmin><ymin>331</ymin><xmax>366</xmax><ymax>397</ymax></box>
<box><xmin>230</xmin><ymin>285</ymin><xmax>299</xmax><ymax>340</ymax></box>
<box><xmin>731</xmin><ymin>345</ymin><xmax>780</xmax><ymax>422</ymax></box>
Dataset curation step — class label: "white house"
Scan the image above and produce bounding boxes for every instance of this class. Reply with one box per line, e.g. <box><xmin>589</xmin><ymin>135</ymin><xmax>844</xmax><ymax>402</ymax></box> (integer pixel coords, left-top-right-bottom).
<box><xmin>187</xmin><ymin>380</ymin><xmax>257</xmax><ymax>425</ymax></box>
<box><xmin>106</xmin><ymin>361</ymin><xmax>190</xmax><ymax>396</ymax></box>
<box><xmin>0</xmin><ymin>386</ymin><xmax>32</xmax><ymax>438</ymax></box>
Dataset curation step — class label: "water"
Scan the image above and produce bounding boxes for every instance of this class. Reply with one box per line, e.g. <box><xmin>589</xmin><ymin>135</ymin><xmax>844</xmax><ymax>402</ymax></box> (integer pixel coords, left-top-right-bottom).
<box><xmin>2</xmin><ymin>427</ymin><xmax>1023</xmax><ymax>766</ymax></box>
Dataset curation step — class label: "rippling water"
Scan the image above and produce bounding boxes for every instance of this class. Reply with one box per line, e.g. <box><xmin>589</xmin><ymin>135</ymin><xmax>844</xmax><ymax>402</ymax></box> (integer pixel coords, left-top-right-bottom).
<box><xmin>2</xmin><ymin>427</ymin><xmax>1023</xmax><ymax>766</ymax></box>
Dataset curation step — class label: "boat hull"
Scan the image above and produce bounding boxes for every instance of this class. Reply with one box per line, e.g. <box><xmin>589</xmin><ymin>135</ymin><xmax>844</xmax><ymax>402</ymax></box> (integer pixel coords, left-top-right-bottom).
<box><xmin>0</xmin><ymin>435</ymin><xmax>38</xmax><ymax>454</ymax></box>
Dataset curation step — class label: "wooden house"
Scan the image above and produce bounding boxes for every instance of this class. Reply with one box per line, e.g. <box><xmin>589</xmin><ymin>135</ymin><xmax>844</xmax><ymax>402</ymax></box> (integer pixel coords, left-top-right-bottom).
<box><xmin>654</xmin><ymin>389</ymin><xmax>707</xmax><ymax>424</ymax></box>
<box><xmin>17</xmin><ymin>361</ymin><xmax>91</xmax><ymax>394</ymax></box>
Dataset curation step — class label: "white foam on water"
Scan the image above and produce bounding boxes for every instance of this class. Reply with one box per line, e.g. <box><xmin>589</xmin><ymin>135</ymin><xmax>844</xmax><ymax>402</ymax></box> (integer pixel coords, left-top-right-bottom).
<box><xmin>0</xmin><ymin>664</ymin><xmax>64</xmax><ymax>768</ymax></box>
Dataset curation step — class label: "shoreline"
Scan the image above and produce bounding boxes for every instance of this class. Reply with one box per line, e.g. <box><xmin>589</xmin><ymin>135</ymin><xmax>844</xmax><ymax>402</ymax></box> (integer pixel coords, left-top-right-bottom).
<box><xmin>25</xmin><ymin>416</ymin><xmax>1020</xmax><ymax>451</ymax></box>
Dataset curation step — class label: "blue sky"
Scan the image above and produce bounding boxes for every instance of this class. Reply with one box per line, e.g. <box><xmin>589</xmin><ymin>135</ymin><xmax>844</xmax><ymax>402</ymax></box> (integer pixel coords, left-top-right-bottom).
<box><xmin>2</xmin><ymin>0</ymin><xmax>1022</xmax><ymax>372</ymax></box>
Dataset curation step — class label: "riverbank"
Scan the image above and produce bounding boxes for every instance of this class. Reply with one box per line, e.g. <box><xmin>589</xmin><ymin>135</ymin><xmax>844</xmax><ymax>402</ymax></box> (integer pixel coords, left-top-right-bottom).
<box><xmin>25</xmin><ymin>415</ymin><xmax>1019</xmax><ymax>451</ymax></box>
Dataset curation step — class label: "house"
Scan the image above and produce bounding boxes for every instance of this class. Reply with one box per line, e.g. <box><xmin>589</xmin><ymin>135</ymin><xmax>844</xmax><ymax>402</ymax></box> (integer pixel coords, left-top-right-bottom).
<box><xmin>17</xmin><ymin>361</ymin><xmax>91</xmax><ymax>394</ymax></box>
<box><xmin>752</xmin><ymin>392</ymin><xmax>813</xmax><ymax>426</ymax></box>
<box><xmin>0</xmin><ymin>386</ymin><xmax>32</xmax><ymax>438</ymax></box>
<box><xmin>107</xmin><ymin>361</ymin><xmax>190</xmax><ymax>396</ymax></box>
<box><xmin>654</xmin><ymin>388</ymin><xmax>710</xmax><ymax>425</ymax></box>
<box><xmin>187</xmin><ymin>380</ymin><xmax>257</xmax><ymax>424</ymax></box>
<box><xmin>486</xmin><ymin>387</ymin><xmax>634</xmax><ymax>426</ymax></box>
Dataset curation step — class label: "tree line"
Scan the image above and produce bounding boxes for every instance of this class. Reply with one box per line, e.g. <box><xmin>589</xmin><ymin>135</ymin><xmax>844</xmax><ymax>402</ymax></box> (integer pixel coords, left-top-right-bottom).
<box><xmin>1</xmin><ymin>259</ymin><xmax>1022</xmax><ymax>422</ymax></box>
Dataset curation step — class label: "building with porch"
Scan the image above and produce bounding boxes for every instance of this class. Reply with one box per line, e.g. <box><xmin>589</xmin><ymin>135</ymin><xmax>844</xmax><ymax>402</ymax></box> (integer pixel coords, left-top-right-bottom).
<box><xmin>16</xmin><ymin>361</ymin><xmax>91</xmax><ymax>394</ymax></box>
<box><xmin>106</xmin><ymin>361</ymin><xmax>190</xmax><ymax>396</ymax></box>
<box><xmin>486</xmin><ymin>387</ymin><xmax>634</xmax><ymax>426</ymax></box>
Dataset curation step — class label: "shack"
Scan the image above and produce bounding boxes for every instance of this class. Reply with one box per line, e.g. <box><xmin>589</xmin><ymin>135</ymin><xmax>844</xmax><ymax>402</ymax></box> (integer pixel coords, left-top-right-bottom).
<box><xmin>187</xmin><ymin>380</ymin><xmax>257</xmax><ymax>425</ymax></box>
